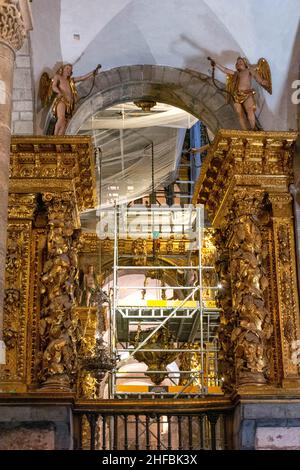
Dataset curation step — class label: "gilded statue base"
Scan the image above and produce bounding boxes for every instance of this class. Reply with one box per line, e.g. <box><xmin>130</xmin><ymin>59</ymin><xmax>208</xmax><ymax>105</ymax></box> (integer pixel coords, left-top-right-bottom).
<box><xmin>39</xmin><ymin>374</ymin><xmax>71</xmax><ymax>392</ymax></box>
<box><xmin>238</xmin><ymin>371</ymin><xmax>266</xmax><ymax>387</ymax></box>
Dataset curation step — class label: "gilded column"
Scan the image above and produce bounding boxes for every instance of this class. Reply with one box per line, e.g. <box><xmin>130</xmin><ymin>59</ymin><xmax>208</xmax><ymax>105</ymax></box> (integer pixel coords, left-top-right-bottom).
<box><xmin>228</xmin><ymin>190</ymin><xmax>273</xmax><ymax>386</ymax></box>
<box><xmin>37</xmin><ymin>192</ymin><xmax>82</xmax><ymax>391</ymax></box>
<box><xmin>194</xmin><ymin>130</ymin><xmax>299</xmax><ymax>392</ymax></box>
<box><xmin>268</xmin><ymin>192</ymin><xmax>300</xmax><ymax>386</ymax></box>
<box><xmin>214</xmin><ymin>229</ymin><xmax>235</xmax><ymax>391</ymax></box>
<box><xmin>7</xmin><ymin>137</ymin><xmax>95</xmax><ymax>390</ymax></box>
<box><xmin>0</xmin><ymin>193</ymin><xmax>36</xmax><ymax>392</ymax></box>
<box><xmin>0</xmin><ymin>1</ymin><xmax>32</xmax><ymax>363</ymax></box>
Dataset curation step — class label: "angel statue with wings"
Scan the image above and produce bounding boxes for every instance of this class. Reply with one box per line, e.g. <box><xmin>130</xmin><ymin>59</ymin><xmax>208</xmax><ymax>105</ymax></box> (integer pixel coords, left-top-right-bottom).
<box><xmin>207</xmin><ymin>56</ymin><xmax>272</xmax><ymax>130</ymax></box>
<box><xmin>39</xmin><ymin>63</ymin><xmax>101</xmax><ymax>135</ymax></box>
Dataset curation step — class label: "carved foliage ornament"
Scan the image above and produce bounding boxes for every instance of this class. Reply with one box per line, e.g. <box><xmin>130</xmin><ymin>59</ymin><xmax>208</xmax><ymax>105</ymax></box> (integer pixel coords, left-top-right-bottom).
<box><xmin>277</xmin><ymin>222</ymin><xmax>299</xmax><ymax>370</ymax></box>
<box><xmin>37</xmin><ymin>193</ymin><xmax>82</xmax><ymax>388</ymax></box>
<box><xmin>3</xmin><ymin>288</ymin><xmax>20</xmax><ymax>349</ymax></box>
<box><xmin>2</xmin><ymin>224</ymin><xmax>31</xmax><ymax>382</ymax></box>
<box><xmin>214</xmin><ymin>229</ymin><xmax>235</xmax><ymax>391</ymax></box>
<box><xmin>0</xmin><ymin>2</ymin><xmax>26</xmax><ymax>50</ymax></box>
<box><xmin>228</xmin><ymin>192</ymin><xmax>273</xmax><ymax>384</ymax></box>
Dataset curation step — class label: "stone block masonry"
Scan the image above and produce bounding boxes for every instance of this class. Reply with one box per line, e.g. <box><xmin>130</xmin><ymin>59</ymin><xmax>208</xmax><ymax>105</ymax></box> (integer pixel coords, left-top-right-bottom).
<box><xmin>11</xmin><ymin>38</ymin><xmax>34</xmax><ymax>135</ymax></box>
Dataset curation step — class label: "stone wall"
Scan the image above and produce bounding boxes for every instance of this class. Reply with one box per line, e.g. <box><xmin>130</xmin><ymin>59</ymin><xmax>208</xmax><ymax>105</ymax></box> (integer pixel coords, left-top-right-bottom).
<box><xmin>0</xmin><ymin>423</ymin><xmax>55</xmax><ymax>450</ymax></box>
<box><xmin>233</xmin><ymin>403</ymin><xmax>300</xmax><ymax>450</ymax></box>
<box><xmin>255</xmin><ymin>427</ymin><xmax>300</xmax><ymax>450</ymax></box>
<box><xmin>0</xmin><ymin>405</ymin><xmax>73</xmax><ymax>450</ymax></box>
<box><xmin>11</xmin><ymin>37</ymin><xmax>34</xmax><ymax>135</ymax></box>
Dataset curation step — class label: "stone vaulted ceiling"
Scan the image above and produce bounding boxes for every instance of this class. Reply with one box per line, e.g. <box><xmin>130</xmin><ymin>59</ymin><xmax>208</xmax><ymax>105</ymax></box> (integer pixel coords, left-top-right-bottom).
<box><xmin>30</xmin><ymin>0</ymin><xmax>300</xmax><ymax>132</ymax></box>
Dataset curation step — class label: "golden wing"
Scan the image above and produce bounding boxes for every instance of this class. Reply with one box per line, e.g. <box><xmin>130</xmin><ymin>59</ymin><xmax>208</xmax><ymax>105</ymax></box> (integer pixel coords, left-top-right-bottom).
<box><xmin>226</xmin><ymin>73</ymin><xmax>238</xmax><ymax>103</ymax></box>
<box><xmin>38</xmin><ymin>72</ymin><xmax>54</xmax><ymax>107</ymax></box>
<box><xmin>256</xmin><ymin>58</ymin><xmax>272</xmax><ymax>94</ymax></box>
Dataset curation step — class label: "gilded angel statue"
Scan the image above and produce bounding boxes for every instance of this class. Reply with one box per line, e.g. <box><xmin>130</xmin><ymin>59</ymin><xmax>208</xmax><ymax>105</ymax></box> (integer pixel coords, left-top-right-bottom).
<box><xmin>208</xmin><ymin>56</ymin><xmax>272</xmax><ymax>130</ymax></box>
<box><xmin>38</xmin><ymin>63</ymin><xmax>101</xmax><ymax>135</ymax></box>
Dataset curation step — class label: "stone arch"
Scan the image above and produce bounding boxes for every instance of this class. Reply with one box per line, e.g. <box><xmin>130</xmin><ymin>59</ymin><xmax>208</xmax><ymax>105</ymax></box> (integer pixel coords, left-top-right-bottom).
<box><xmin>67</xmin><ymin>65</ymin><xmax>239</xmax><ymax>135</ymax></box>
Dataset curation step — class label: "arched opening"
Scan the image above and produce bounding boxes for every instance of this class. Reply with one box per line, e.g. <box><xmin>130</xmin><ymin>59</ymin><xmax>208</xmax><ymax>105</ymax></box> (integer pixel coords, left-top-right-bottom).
<box><xmin>69</xmin><ymin>65</ymin><xmax>226</xmax><ymax>402</ymax></box>
<box><xmin>67</xmin><ymin>65</ymin><xmax>239</xmax><ymax>136</ymax></box>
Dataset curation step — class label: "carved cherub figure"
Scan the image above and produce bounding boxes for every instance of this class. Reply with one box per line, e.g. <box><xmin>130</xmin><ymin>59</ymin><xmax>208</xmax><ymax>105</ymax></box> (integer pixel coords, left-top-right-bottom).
<box><xmin>39</xmin><ymin>63</ymin><xmax>101</xmax><ymax>135</ymax></box>
<box><xmin>208</xmin><ymin>56</ymin><xmax>272</xmax><ymax>130</ymax></box>
<box><xmin>132</xmin><ymin>238</ymin><xmax>147</xmax><ymax>266</ymax></box>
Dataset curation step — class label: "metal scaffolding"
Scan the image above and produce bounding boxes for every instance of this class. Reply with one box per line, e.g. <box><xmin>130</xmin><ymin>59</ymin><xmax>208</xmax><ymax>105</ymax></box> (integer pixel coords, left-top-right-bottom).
<box><xmin>102</xmin><ymin>204</ymin><xmax>221</xmax><ymax>398</ymax></box>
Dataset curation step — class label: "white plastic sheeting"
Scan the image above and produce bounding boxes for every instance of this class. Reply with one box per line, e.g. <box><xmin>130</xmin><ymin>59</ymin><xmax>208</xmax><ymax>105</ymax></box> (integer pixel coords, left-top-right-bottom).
<box><xmin>94</xmin><ymin>129</ymin><xmax>186</xmax><ymax>208</ymax></box>
<box><xmin>80</xmin><ymin>102</ymin><xmax>198</xmax><ymax>130</ymax></box>
<box><xmin>78</xmin><ymin>103</ymin><xmax>197</xmax><ymax>209</ymax></box>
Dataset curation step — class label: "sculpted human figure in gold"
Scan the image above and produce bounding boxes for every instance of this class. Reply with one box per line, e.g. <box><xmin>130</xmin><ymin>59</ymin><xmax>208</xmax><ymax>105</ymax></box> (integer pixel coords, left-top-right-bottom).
<box><xmin>82</xmin><ymin>264</ymin><xmax>98</xmax><ymax>307</ymax></box>
<box><xmin>39</xmin><ymin>63</ymin><xmax>101</xmax><ymax>135</ymax></box>
<box><xmin>208</xmin><ymin>56</ymin><xmax>272</xmax><ymax>130</ymax></box>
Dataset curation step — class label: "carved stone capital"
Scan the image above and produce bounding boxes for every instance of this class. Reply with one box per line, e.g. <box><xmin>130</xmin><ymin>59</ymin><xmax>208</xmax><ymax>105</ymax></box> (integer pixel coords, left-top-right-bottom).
<box><xmin>0</xmin><ymin>2</ymin><xmax>26</xmax><ymax>51</ymax></box>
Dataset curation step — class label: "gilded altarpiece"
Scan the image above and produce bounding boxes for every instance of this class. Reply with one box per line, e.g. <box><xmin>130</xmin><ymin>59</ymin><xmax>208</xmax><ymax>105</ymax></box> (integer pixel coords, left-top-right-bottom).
<box><xmin>0</xmin><ymin>136</ymin><xmax>96</xmax><ymax>392</ymax></box>
<box><xmin>2</xmin><ymin>131</ymin><xmax>299</xmax><ymax>397</ymax></box>
<box><xmin>0</xmin><ymin>194</ymin><xmax>36</xmax><ymax>392</ymax></box>
<box><xmin>194</xmin><ymin>130</ymin><xmax>300</xmax><ymax>391</ymax></box>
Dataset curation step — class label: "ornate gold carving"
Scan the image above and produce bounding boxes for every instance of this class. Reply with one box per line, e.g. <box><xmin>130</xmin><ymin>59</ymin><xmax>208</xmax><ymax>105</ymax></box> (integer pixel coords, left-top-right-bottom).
<box><xmin>0</xmin><ymin>2</ymin><xmax>26</xmax><ymax>50</ymax></box>
<box><xmin>9</xmin><ymin>179</ymin><xmax>74</xmax><ymax>192</ymax></box>
<box><xmin>8</xmin><ymin>193</ymin><xmax>36</xmax><ymax>219</ymax></box>
<box><xmin>278</xmin><ymin>225</ymin><xmax>290</xmax><ymax>264</ymax></box>
<box><xmin>77</xmin><ymin>307</ymin><xmax>99</xmax><ymax>399</ymax></box>
<box><xmin>28</xmin><ymin>228</ymin><xmax>46</xmax><ymax>387</ymax></box>
<box><xmin>268</xmin><ymin>193</ymin><xmax>293</xmax><ymax>218</ymax></box>
<box><xmin>202</xmin><ymin>229</ymin><xmax>217</xmax><ymax>300</ymax></box>
<box><xmin>193</xmin><ymin>130</ymin><xmax>297</xmax><ymax>227</ymax></box>
<box><xmin>3</xmin><ymin>288</ymin><xmax>20</xmax><ymax>349</ymax></box>
<box><xmin>273</xmin><ymin>218</ymin><xmax>300</xmax><ymax>377</ymax></box>
<box><xmin>3</xmin><ymin>136</ymin><xmax>98</xmax><ymax>393</ymax></box>
<box><xmin>134</xmin><ymin>100</ymin><xmax>157</xmax><ymax>112</ymax></box>
<box><xmin>77</xmin><ymin>308</ymin><xmax>98</xmax><ymax>356</ymax></box>
<box><xmin>229</xmin><ymin>192</ymin><xmax>273</xmax><ymax>385</ymax></box>
<box><xmin>264</xmin><ymin>192</ymin><xmax>300</xmax><ymax>380</ymax></box>
<box><xmin>78</xmin><ymin>233</ymin><xmax>100</xmax><ymax>253</ymax></box>
<box><xmin>133</xmin><ymin>325</ymin><xmax>178</xmax><ymax>385</ymax></box>
<box><xmin>132</xmin><ymin>238</ymin><xmax>148</xmax><ymax>265</ymax></box>
<box><xmin>179</xmin><ymin>343</ymin><xmax>201</xmax><ymax>386</ymax></box>
<box><xmin>37</xmin><ymin>193</ymin><xmax>82</xmax><ymax>390</ymax></box>
<box><xmin>76</xmin><ymin>307</ymin><xmax>114</xmax><ymax>399</ymax></box>
<box><xmin>79</xmin><ymin>371</ymin><xmax>98</xmax><ymax>399</ymax></box>
<box><xmin>10</xmin><ymin>136</ymin><xmax>96</xmax><ymax>212</ymax></box>
<box><xmin>195</xmin><ymin>129</ymin><xmax>300</xmax><ymax>390</ymax></box>
<box><xmin>80</xmin><ymin>337</ymin><xmax>115</xmax><ymax>397</ymax></box>
<box><xmin>1</xmin><ymin>222</ymin><xmax>32</xmax><ymax>387</ymax></box>
<box><xmin>5</xmin><ymin>228</ymin><xmax>22</xmax><ymax>283</ymax></box>
<box><xmin>79</xmin><ymin>232</ymin><xmax>196</xmax><ymax>257</ymax></box>
<box><xmin>214</xmin><ymin>230</ymin><xmax>235</xmax><ymax>391</ymax></box>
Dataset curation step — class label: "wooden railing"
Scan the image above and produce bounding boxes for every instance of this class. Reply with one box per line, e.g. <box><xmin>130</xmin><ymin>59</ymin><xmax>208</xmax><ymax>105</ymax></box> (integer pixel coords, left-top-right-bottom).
<box><xmin>73</xmin><ymin>398</ymin><xmax>233</xmax><ymax>450</ymax></box>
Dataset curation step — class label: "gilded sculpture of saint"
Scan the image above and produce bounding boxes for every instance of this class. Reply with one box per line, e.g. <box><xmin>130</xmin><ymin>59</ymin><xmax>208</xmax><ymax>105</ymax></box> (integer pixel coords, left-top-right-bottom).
<box><xmin>39</xmin><ymin>63</ymin><xmax>101</xmax><ymax>135</ymax></box>
<box><xmin>81</xmin><ymin>264</ymin><xmax>98</xmax><ymax>307</ymax></box>
<box><xmin>208</xmin><ymin>56</ymin><xmax>272</xmax><ymax>130</ymax></box>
